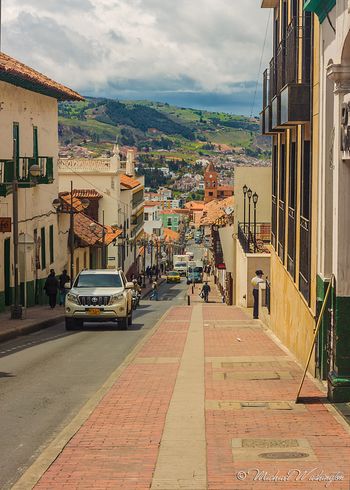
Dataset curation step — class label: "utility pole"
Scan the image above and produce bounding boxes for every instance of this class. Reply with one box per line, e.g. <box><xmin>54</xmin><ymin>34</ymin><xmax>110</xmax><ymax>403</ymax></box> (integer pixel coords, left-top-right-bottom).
<box><xmin>70</xmin><ymin>180</ymin><xmax>74</xmax><ymax>287</ymax></box>
<box><xmin>102</xmin><ymin>210</ymin><xmax>106</xmax><ymax>268</ymax></box>
<box><xmin>11</xmin><ymin>137</ymin><xmax>21</xmax><ymax>319</ymax></box>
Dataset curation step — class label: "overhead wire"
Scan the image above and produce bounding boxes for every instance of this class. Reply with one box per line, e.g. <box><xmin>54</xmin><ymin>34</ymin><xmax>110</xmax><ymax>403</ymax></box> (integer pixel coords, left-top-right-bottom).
<box><xmin>250</xmin><ymin>9</ymin><xmax>272</xmax><ymax>119</ymax></box>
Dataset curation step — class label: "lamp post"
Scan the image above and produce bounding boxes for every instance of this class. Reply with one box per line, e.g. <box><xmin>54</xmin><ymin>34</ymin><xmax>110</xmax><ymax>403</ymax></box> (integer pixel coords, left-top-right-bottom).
<box><xmin>243</xmin><ymin>184</ymin><xmax>248</xmax><ymax>233</ymax></box>
<box><xmin>253</xmin><ymin>192</ymin><xmax>259</xmax><ymax>253</ymax></box>
<box><xmin>247</xmin><ymin>188</ymin><xmax>252</xmax><ymax>251</ymax></box>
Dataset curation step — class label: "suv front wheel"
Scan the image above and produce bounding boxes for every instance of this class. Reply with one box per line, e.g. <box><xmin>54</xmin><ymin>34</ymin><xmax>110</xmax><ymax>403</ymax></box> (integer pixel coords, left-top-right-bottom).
<box><xmin>119</xmin><ymin>316</ymin><xmax>128</xmax><ymax>330</ymax></box>
<box><xmin>65</xmin><ymin>318</ymin><xmax>83</xmax><ymax>330</ymax></box>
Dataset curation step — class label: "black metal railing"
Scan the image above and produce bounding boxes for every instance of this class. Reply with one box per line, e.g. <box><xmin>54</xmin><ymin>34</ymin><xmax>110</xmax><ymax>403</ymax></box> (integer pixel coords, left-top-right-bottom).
<box><xmin>263</xmin><ymin>69</ymin><xmax>269</xmax><ymax>109</ymax></box>
<box><xmin>287</xmin><ymin>207</ymin><xmax>296</xmax><ymax>278</ymax></box>
<box><xmin>266</xmin><ymin>279</ymin><xmax>271</xmax><ymax>314</ymax></box>
<box><xmin>276</xmin><ymin>40</ymin><xmax>286</xmax><ymax>93</ymax></box>
<box><xmin>0</xmin><ymin>156</ymin><xmax>54</xmax><ymax>196</ymax></box>
<box><xmin>278</xmin><ymin>200</ymin><xmax>285</xmax><ymax>262</ymax></box>
<box><xmin>286</xmin><ymin>17</ymin><xmax>298</xmax><ymax>85</ymax></box>
<box><xmin>299</xmin><ymin>215</ymin><xmax>311</xmax><ymax>303</ymax></box>
<box><xmin>269</xmin><ymin>57</ymin><xmax>276</xmax><ymax>103</ymax></box>
<box><xmin>238</xmin><ymin>222</ymin><xmax>271</xmax><ymax>254</ymax></box>
<box><xmin>271</xmin><ymin>195</ymin><xmax>277</xmax><ymax>249</ymax></box>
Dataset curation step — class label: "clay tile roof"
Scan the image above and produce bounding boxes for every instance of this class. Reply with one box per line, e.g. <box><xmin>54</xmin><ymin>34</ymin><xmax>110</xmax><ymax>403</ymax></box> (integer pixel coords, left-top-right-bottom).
<box><xmin>59</xmin><ymin>192</ymin><xmax>84</xmax><ymax>212</ymax></box>
<box><xmin>185</xmin><ymin>201</ymin><xmax>205</xmax><ymax>211</ymax></box>
<box><xmin>0</xmin><ymin>52</ymin><xmax>83</xmax><ymax>101</ymax></box>
<box><xmin>120</xmin><ymin>174</ymin><xmax>142</xmax><ymax>190</ymax></box>
<box><xmin>200</xmin><ymin>196</ymin><xmax>234</xmax><ymax>225</ymax></box>
<box><xmin>144</xmin><ymin>201</ymin><xmax>159</xmax><ymax>207</ymax></box>
<box><xmin>74</xmin><ymin>213</ymin><xmax>122</xmax><ymax>247</ymax></box>
<box><xmin>218</xmin><ymin>185</ymin><xmax>234</xmax><ymax>192</ymax></box>
<box><xmin>72</xmin><ymin>189</ymin><xmax>103</xmax><ymax>199</ymax></box>
<box><xmin>163</xmin><ymin>228</ymin><xmax>180</xmax><ymax>242</ymax></box>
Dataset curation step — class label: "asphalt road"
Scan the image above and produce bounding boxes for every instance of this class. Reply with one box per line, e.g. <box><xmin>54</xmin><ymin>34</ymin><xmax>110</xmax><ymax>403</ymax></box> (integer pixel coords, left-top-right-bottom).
<box><xmin>0</xmin><ymin>279</ymin><xmax>188</xmax><ymax>490</ymax></box>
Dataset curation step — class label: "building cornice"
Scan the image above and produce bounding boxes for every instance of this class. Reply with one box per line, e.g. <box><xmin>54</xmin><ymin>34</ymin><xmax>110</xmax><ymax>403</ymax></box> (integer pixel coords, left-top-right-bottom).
<box><xmin>327</xmin><ymin>63</ymin><xmax>350</xmax><ymax>93</ymax></box>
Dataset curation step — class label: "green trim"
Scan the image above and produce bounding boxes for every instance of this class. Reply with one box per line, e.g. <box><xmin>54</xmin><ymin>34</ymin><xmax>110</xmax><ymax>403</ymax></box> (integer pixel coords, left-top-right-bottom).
<box><xmin>41</xmin><ymin>227</ymin><xmax>46</xmax><ymax>270</ymax></box>
<box><xmin>49</xmin><ymin>225</ymin><xmax>54</xmax><ymax>264</ymax></box>
<box><xmin>316</xmin><ymin>275</ymin><xmax>331</xmax><ymax>380</ymax></box>
<box><xmin>304</xmin><ymin>0</ymin><xmax>336</xmax><ymax>23</ymax></box>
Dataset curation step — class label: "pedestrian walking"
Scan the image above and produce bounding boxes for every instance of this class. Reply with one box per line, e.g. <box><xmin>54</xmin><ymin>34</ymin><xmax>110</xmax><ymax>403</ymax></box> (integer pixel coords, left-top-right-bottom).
<box><xmin>150</xmin><ymin>280</ymin><xmax>159</xmax><ymax>301</ymax></box>
<box><xmin>251</xmin><ymin>269</ymin><xmax>265</xmax><ymax>319</ymax></box>
<box><xmin>146</xmin><ymin>266</ymin><xmax>151</xmax><ymax>279</ymax></box>
<box><xmin>200</xmin><ymin>281</ymin><xmax>211</xmax><ymax>303</ymax></box>
<box><xmin>44</xmin><ymin>269</ymin><xmax>59</xmax><ymax>309</ymax></box>
<box><xmin>58</xmin><ymin>269</ymin><xmax>70</xmax><ymax>306</ymax></box>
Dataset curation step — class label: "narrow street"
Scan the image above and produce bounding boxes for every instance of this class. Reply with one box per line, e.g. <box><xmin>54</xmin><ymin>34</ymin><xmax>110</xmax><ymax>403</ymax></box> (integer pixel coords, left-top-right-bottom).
<box><xmin>11</xmin><ymin>280</ymin><xmax>350</xmax><ymax>490</ymax></box>
<box><xmin>0</xmin><ymin>280</ymin><xmax>188</xmax><ymax>490</ymax></box>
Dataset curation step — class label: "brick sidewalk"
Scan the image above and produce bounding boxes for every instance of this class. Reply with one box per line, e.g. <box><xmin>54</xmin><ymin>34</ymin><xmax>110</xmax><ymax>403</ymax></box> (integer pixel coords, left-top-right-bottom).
<box><xmin>19</xmin><ymin>301</ymin><xmax>350</xmax><ymax>489</ymax></box>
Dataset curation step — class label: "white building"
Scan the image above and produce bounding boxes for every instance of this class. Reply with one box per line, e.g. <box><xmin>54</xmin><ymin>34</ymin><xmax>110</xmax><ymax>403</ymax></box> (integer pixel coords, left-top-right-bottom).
<box><xmin>0</xmin><ymin>52</ymin><xmax>82</xmax><ymax>312</ymax></box>
<box><xmin>58</xmin><ymin>145</ymin><xmax>144</xmax><ymax>277</ymax></box>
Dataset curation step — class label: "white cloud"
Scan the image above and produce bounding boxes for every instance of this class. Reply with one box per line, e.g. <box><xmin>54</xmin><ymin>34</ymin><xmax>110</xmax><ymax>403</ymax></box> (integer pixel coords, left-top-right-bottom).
<box><xmin>2</xmin><ymin>0</ymin><xmax>271</xmax><ymax>109</ymax></box>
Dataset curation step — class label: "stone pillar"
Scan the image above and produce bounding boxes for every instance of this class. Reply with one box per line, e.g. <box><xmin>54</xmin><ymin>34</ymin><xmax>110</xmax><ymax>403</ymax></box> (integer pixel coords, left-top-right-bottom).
<box><xmin>327</xmin><ymin>63</ymin><xmax>350</xmax><ymax>402</ymax></box>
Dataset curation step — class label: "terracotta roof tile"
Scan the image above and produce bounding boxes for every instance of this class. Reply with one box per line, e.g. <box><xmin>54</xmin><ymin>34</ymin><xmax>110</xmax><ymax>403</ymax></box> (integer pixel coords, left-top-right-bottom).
<box><xmin>120</xmin><ymin>174</ymin><xmax>142</xmax><ymax>190</ymax></box>
<box><xmin>200</xmin><ymin>196</ymin><xmax>234</xmax><ymax>225</ymax></box>
<box><xmin>163</xmin><ymin>228</ymin><xmax>180</xmax><ymax>242</ymax></box>
<box><xmin>74</xmin><ymin>213</ymin><xmax>122</xmax><ymax>246</ymax></box>
<box><xmin>0</xmin><ymin>52</ymin><xmax>83</xmax><ymax>101</ymax></box>
<box><xmin>72</xmin><ymin>189</ymin><xmax>103</xmax><ymax>199</ymax></box>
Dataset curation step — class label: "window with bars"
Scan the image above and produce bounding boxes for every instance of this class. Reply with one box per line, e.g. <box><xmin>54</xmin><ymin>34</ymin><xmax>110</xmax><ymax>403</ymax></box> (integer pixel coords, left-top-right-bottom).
<box><xmin>287</xmin><ymin>139</ymin><xmax>297</xmax><ymax>279</ymax></box>
<box><xmin>299</xmin><ymin>139</ymin><xmax>311</xmax><ymax>303</ymax></box>
<box><xmin>278</xmin><ymin>143</ymin><xmax>286</xmax><ymax>262</ymax></box>
<box><xmin>271</xmin><ymin>144</ymin><xmax>278</xmax><ymax>249</ymax></box>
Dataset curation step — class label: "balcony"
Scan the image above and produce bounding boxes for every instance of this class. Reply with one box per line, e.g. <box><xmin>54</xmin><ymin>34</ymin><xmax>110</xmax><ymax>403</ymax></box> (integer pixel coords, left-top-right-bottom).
<box><xmin>0</xmin><ymin>156</ymin><xmax>54</xmax><ymax>196</ymax></box>
<box><xmin>238</xmin><ymin>222</ymin><xmax>271</xmax><ymax>254</ymax></box>
<box><xmin>261</xmin><ymin>63</ymin><xmax>282</xmax><ymax>136</ymax></box>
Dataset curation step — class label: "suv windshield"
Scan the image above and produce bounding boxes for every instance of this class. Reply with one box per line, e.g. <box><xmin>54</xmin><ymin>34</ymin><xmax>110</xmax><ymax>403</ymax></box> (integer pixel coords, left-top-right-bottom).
<box><xmin>175</xmin><ymin>262</ymin><xmax>187</xmax><ymax>268</ymax></box>
<box><xmin>74</xmin><ymin>274</ymin><xmax>122</xmax><ymax>288</ymax></box>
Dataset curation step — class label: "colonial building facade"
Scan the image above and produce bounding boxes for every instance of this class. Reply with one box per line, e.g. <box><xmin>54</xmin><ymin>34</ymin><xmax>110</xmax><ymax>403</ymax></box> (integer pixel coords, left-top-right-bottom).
<box><xmin>0</xmin><ymin>53</ymin><xmax>82</xmax><ymax>311</ymax></box>
<box><xmin>261</xmin><ymin>1</ymin><xmax>319</xmax><ymax>374</ymax></box>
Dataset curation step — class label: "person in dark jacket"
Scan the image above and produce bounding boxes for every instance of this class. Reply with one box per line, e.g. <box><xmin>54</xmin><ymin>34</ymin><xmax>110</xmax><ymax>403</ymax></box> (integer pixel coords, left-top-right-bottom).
<box><xmin>58</xmin><ymin>269</ymin><xmax>70</xmax><ymax>306</ymax></box>
<box><xmin>44</xmin><ymin>269</ymin><xmax>59</xmax><ymax>309</ymax></box>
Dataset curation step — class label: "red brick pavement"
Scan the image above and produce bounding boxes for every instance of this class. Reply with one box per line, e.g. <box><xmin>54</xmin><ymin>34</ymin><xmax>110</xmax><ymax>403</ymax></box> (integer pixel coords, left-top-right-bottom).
<box><xmin>35</xmin><ymin>306</ymin><xmax>192</xmax><ymax>490</ymax></box>
<box><xmin>32</xmin><ymin>300</ymin><xmax>350</xmax><ymax>490</ymax></box>
<box><xmin>204</xmin><ymin>310</ymin><xmax>350</xmax><ymax>490</ymax></box>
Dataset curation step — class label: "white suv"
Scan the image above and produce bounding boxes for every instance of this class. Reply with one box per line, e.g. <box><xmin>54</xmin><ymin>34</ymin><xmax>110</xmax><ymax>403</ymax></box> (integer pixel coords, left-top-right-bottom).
<box><xmin>65</xmin><ymin>269</ymin><xmax>133</xmax><ymax>331</ymax></box>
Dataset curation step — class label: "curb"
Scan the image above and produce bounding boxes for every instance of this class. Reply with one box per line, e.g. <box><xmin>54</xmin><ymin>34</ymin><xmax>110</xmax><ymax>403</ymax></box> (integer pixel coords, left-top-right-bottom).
<box><xmin>0</xmin><ymin>315</ymin><xmax>65</xmax><ymax>344</ymax></box>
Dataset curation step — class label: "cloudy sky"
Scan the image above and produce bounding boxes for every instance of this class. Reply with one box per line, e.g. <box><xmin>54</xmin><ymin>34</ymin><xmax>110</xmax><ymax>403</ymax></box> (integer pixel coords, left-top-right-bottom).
<box><xmin>2</xmin><ymin>0</ymin><xmax>271</xmax><ymax>115</ymax></box>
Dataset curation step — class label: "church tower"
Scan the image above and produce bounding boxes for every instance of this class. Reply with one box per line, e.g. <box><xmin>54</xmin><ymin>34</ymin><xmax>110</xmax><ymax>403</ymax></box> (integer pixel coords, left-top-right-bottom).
<box><xmin>204</xmin><ymin>162</ymin><xmax>218</xmax><ymax>203</ymax></box>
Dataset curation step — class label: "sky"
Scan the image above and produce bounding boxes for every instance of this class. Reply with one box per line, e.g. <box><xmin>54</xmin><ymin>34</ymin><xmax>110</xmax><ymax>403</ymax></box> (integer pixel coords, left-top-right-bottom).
<box><xmin>2</xmin><ymin>0</ymin><xmax>272</xmax><ymax>116</ymax></box>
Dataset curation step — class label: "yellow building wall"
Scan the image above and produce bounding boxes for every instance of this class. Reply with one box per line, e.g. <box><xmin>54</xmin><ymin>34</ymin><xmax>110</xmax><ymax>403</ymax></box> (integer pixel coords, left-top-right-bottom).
<box><xmin>270</xmin><ymin>251</ymin><xmax>316</xmax><ymax>371</ymax></box>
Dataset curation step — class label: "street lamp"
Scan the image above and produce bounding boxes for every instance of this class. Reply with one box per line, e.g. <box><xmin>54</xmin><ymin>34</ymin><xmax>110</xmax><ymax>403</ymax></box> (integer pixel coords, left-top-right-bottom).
<box><xmin>243</xmin><ymin>184</ymin><xmax>248</xmax><ymax>233</ymax></box>
<box><xmin>52</xmin><ymin>181</ymin><xmax>90</xmax><ymax>286</ymax></box>
<box><xmin>247</xmin><ymin>188</ymin><xmax>252</xmax><ymax>251</ymax></box>
<box><xmin>253</xmin><ymin>192</ymin><xmax>259</xmax><ymax>252</ymax></box>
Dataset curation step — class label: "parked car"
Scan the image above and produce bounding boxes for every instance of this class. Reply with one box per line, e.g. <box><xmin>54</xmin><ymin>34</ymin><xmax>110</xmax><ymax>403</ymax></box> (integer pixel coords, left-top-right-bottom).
<box><xmin>65</xmin><ymin>269</ymin><xmax>133</xmax><ymax>331</ymax></box>
<box><xmin>167</xmin><ymin>271</ymin><xmax>181</xmax><ymax>283</ymax></box>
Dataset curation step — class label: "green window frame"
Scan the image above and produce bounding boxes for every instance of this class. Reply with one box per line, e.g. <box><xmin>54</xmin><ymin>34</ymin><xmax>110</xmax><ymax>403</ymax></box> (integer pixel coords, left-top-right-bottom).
<box><xmin>41</xmin><ymin>227</ymin><xmax>46</xmax><ymax>270</ymax></box>
<box><xmin>49</xmin><ymin>225</ymin><xmax>54</xmax><ymax>264</ymax></box>
<box><xmin>13</xmin><ymin>123</ymin><xmax>19</xmax><ymax>176</ymax></box>
<box><xmin>33</xmin><ymin>127</ymin><xmax>39</xmax><ymax>160</ymax></box>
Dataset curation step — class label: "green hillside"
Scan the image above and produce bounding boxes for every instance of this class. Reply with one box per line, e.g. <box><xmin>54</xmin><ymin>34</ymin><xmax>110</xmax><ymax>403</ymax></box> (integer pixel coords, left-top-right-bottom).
<box><xmin>58</xmin><ymin>98</ymin><xmax>271</xmax><ymax>159</ymax></box>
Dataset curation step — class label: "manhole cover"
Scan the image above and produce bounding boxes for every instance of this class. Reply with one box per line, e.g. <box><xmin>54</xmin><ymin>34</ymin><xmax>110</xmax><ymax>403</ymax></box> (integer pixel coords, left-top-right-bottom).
<box><xmin>259</xmin><ymin>452</ymin><xmax>309</xmax><ymax>460</ymax></box>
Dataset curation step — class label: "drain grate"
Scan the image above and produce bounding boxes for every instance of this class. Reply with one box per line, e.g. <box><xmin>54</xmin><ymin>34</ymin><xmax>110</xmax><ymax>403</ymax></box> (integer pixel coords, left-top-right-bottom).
<box><xmin>259</xmin><ymin>451</ymin><xmax>309</xmax><ymax>460</ymax></box>
<box><xmin>241</xmin><ymin>439</ymin><xmax>299</xmax><ymax>449</ymax></box>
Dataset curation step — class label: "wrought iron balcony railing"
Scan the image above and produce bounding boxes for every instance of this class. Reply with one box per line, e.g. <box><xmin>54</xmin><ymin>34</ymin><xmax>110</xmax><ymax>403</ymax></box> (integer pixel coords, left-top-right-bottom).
<box><xmin>0</xmin><ymin>156</ymin><xmax>54</xmax><ymax>196</ymax></box>
<box><xmin>238</xmin><ymin>222</ymin><xmax>271</xmax><ymax>254</ymax></box>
